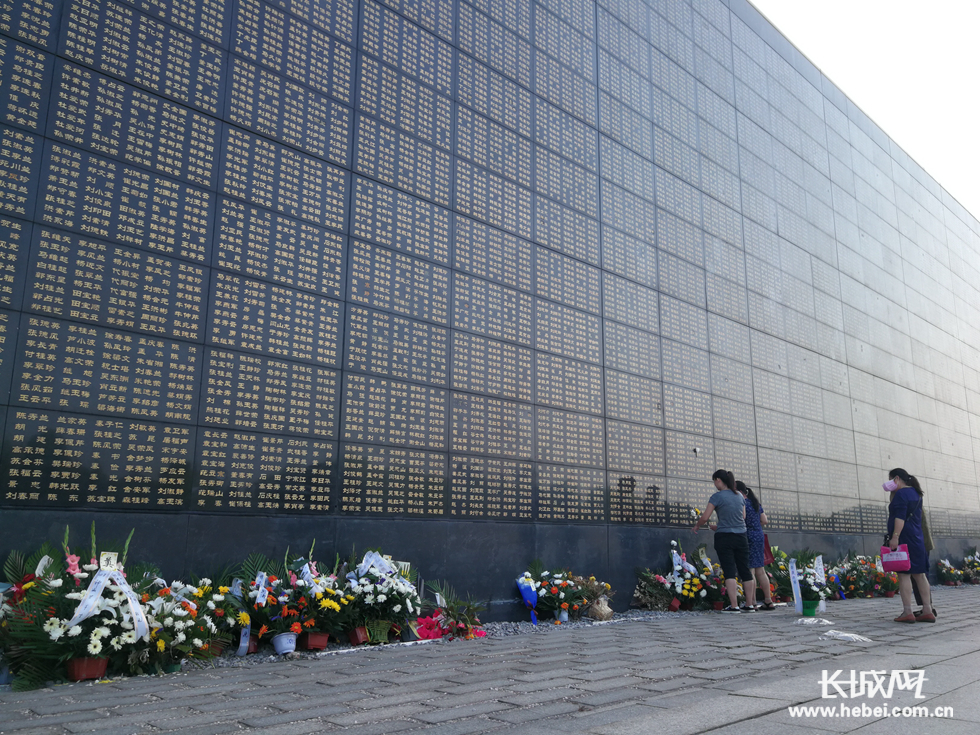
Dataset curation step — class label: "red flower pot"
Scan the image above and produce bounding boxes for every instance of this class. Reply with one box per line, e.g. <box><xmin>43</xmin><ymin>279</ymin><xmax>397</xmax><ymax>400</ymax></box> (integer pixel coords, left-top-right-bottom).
<box><xmin>712</xmin><ymin>601</ymin><xmax>724</xmax><ymax>610</ymax></box>
<box><xmin>668</xmin><ymin>597</ymin><xmax>681</xmax><ymax>612</ymax></box>
<box><xmin>66</xmin><ymin>657</ymin><xmax>108</xmax><ymax>682</ymax></box>
<box><xmin>347</xmin><ymin>626</ymin><xmax>369</xmax><ymax>646</ymax></box>
<box><xmin>944</xmin><ymin>582</ymin><xmax>956</xmax><ymax>586</ymax></box>
<box><xmin>299</xmin><ymin>631</ymin><xmax>330</xmax><ymax>651</ymax></box>
<box><xmin>884</xmin><ymin>591</ymin><xmax>895</xmax><ymax>598</ymax></box>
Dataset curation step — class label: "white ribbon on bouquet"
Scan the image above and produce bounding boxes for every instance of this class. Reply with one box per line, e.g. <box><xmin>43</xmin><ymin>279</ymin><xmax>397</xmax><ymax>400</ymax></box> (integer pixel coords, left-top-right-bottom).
<box><xmin>66</xmin><ymin>569</ymin><xmax>149</xmax><ymax>639</ymax></box>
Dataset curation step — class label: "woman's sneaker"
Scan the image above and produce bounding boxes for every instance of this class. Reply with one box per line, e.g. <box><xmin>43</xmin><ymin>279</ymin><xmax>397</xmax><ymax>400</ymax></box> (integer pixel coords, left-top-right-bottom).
<box><xmin>739</xmin><ymin>604</ymin><xmax>757</xmax><ymax>612</ymax></box>
<box><xmin>720</xmin><ymin>605</ymin><xmax>741</xmax><ymax>614</ymax></box>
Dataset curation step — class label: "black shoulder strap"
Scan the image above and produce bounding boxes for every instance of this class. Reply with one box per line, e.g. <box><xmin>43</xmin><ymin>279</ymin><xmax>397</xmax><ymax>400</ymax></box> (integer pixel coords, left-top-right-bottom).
<box><xmin>905</xmin><ymin>498</ymin><xmax>922</xmax><ymax>522</ymax></box>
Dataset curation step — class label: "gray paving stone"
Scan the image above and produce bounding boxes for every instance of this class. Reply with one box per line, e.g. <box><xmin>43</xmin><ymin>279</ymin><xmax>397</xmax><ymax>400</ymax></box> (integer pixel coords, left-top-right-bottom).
<box><xmin>498</xmin><ymin>686</ymin><xmax>581</xmax><ymax>706</ymax></box>
<box><xmin>503</xmin><ymin>676</ymin><xmax>579</xmax><ymax>692</ymax></box>
<box><xmin>637</xmin><ymin>676</ymin><xmax>703</xmax><ymax>693</ymax></box>
<box><xmin>324</xmin><ymin>702</ymin><xmax>429</xmax><ymax>726</ymax></box>
<box><xmin>336</xmin><ymin>719</ymin><xmax>418</xmax><ymax>735</ymax></box>
<box><xmin>1</xmin><ymin>712</ymin><xmax>107</xmax><ymax>731</ymax></box>
<box><xmin>403</xmin><ymin>718</ymin><xmax>507</xmax><ymax>735</ymax></box>
<box><xmin>146</xmin><ymin>706</ymin><xmax>267</xmax><ymax>729</ymax></box>
<box><xmin>71</xmin><ymin>726</ymin><xmax>158</xmax><ymax>735</ymax></box>
<box><xmin>425</xmin><ymin>689</ymin><xmax>504</xmax><ymax>708</ymax></box>
<box><xmin>488</xmin><ymin>701</ymin><xmax>581</xmax><ymax>723</ymax></box>
<box><xmin>561</xmin><ymin>704</ymin><xmax>669</xmax><ymax>730</ymax></box>
<box><xmin>240</xmin><ymin>720</ymin><xmax>337</xmax><ymax>735</ymax></box>
<box><xmin>154</xmin><ymin>722</ymin><xmax>243</xmax><ymax>735</ymax></box>
<box><xmin>111</xmin><ymin>694</ymin><xmax>217</xmax><ymax>714</ymax></box>
<box><xmin>569</xmin><ymin>688</ymin><xmax>643</xmax><ymax>707</ymax></box>
<box><xmin>568</xmin><ymin>676</ymin><xmax>645</xmax><ymax>692</ymax></box>
<box><xmin>241</xmin><ymin>705</ymin><xmax>350</xmax><ymax>727</ymax></box>
<box><xmin>413</xmin><ymin>701</ymin><xmax>513</xmax><ymax>724</ymax></box>
<box><xmin>435</xmin><ymin>678</ymin><xmax>514</xmax><ymax>694</ymax></box>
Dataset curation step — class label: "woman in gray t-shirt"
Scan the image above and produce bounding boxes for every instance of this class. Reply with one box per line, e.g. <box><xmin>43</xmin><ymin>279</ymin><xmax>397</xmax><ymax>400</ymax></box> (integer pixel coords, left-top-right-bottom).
<box><xmin>692</xmin><ymin>469</ymin><xmax>757</xmax><ymax>612</ymax></box>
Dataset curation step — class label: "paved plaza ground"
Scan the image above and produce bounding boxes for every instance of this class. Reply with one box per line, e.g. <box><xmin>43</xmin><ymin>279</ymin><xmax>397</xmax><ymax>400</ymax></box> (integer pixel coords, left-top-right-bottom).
<box><xmin>2</xmin><ymin>586</ymin><xmax>978</xmax><ymax>735</ymax></box>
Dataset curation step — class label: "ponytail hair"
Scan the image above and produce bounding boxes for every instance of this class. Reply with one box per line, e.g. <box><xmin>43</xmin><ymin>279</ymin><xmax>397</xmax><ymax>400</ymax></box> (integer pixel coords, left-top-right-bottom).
<box><xmin>736</xmin><ymin>481</ymin><xmax>761</xmax><ymax>512</ymax></box>
<box><xmin>888</xmin><ymin>467</ymin><xmax>924</xmax><ymax>497</ymax></box>
<box><xmin>712</xmin><ymin>469</ymin><xmax>737</xmax><ymax>495</ymax></box>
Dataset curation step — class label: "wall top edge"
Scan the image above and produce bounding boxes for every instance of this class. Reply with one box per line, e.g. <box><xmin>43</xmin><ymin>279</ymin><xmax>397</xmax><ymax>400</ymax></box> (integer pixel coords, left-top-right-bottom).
<box><xmin>731</xmin><ymin>0</ymin><xmax>980</xmax><ymax>231</ymax></box>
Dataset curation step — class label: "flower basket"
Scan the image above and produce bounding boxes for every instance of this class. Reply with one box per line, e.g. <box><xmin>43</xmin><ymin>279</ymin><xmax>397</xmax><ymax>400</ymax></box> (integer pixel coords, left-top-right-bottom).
<box><xmin>272</xmin><ymin>632</ymin><xmax>298</xmax><ymax>655</ymax></box>
<box><xmin>347</xmin><ymin>626</ymin><xmax>369</xmax><ymax>646</ymax></box>
<box><xmin>366</xmin><ymin>619</ymin><xmax>393</xmax><ymax>644</ymax></box>
<box><xmin>400</xmin><ymin>622</ymin><xmax>420</xmax><ymax>642</ymax></box>
<box><xmin>298</xmin><ymin>631</ymin><xmax>330</xmax><ymax>651</ymax></box>
<box><xmin>801</xmin><ymin>600</ymin><xmax>819</xmax><ymax>617</ymax></box>
<box><xmin>66</xmin><ymin>657</ymin><xmax>108</xmax><ymax>682</ymax></box>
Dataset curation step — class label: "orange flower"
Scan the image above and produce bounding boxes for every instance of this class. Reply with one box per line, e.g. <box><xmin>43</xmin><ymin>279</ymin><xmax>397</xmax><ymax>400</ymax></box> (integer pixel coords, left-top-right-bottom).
<box><xmin>181</xmin><ymin>601</ymin><xmax>197</xmax><ymax>617</ymax></box>
<box><xmin>550</xmin><ymin>587</ymin><xmax>558</xmax><ymax>594</ymax></box>
<box><xmin>258</xmin><ymin>625</ymin><xmax>269</xmax><ymax>638</ymax></box>
<box><xmin>141</xmin><ymin>593</ymin><xmax>150</xmax><ymax>603</ymax></box>
<box><xmin>215</xmin><ymin>609</ymin><xmax>225</xmax><ymax>617</ymax></box>
<box><xmin>283</xmin><ymin>606</ymin><xmax>299</xmax><ymax>618</ymax></box>
<box><xmin>158</xmin><ymin>587</ymin><xmax>171</xmax><ymax>597</ymax></box>
<box><xmin>560</xmin><ymin>581</ymin><xmax>568</xmax><ymax>587</ymax></box>
<box><xmin>572</xmin><ymin>604</ymin><xmax>579</xmax><ymax>611</ymax></box>
<box><xmin>302</xmin><ymin>618</ymin><xmax>315</xmax><ymax>628</ymax></box>
<box><xmin>268</xmin><ymin>575</ymin><xmax>278</xmax><ymax>583</ymax></box>
<box><xmin>560</xmin><ymin>602</ymin><xmax>569</xmax><ymax>610</ymax></box>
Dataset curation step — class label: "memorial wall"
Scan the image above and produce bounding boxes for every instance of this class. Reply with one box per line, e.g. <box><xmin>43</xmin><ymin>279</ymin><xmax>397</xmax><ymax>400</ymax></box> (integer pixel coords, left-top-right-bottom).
<box><xmin>1</xmin><ymin>0</ymin><xmax>978</xmax><ymax>599</ymax></box>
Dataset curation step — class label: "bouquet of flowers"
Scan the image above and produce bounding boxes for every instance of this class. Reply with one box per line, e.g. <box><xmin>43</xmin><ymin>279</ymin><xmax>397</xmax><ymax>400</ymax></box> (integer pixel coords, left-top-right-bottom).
<box><xmin>2</xmin><ymin>527</ymin><xmax>158</xmax><ymax>689</ymax></box>
<box><xmin>962</xmin><ymin>549</ymin><xmax>980</xmax><ymax>584</ymax></box>
<box><xmin>937</xmin><ymin>558</ymin><xmax>963</xmax><ymax>584</ymax></box>
<box><xmin>831</xmin><ymin>554</ymin><xmax>877</xmax><ymax>598</ymax></box>
<box><xmin>765</xmin><ymin>548</ymin><xmax>793</xmax><ymax>600</ymax></box>
<box><xmin>799</xmin><ymin>567</ymin><xmax>830</xmax><ymax>602</ymax></box>
<box><xmin>700</xmin><ymin>564</ymin><xmax>727</xmax><ymax>604</ymax></box>
<box><xmin>131</xmin><ymin>579</ymin><xmax>230</xmax><ymax>673</ymax></box>
<box><xmin>572</xmin><ymin>575</ymin><xmax>614</xmax><ymax>620</ymax></box>
<box><xmin>348</xmin><ymin>563</ymin><xmax>422</xmax><ymax>626</ymax></box>
<box><xmin>875</xmin><ymin>572</ymin><xmax>899</xmax><ymax>595</ymax></box>
<box><xmin>632</xmin><ymin>568</ymin><xmax>676</xmax><ymax>610</ymax></box>
<box><xmin>424</xmin><ymin>581</ymin><xmax>486</xmax><ymax>640</ymax></box>
<box><xmin>530</xmin><ymin>570</ymin><xmax>587</xmax><ymax>620</ymax></box>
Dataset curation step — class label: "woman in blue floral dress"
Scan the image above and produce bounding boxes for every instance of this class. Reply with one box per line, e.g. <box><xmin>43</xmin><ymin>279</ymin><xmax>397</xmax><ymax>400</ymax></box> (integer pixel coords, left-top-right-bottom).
<box><xmin>737</xmin><ymin>481</ymin><xmax>774</xmax><ymax>611</ymax></box>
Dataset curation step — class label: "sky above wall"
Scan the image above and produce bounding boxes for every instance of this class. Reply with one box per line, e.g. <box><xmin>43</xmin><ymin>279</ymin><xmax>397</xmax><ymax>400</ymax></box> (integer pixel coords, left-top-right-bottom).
<box><xmin>748</xmin><ymin>0</ymin><xmax>980</xmax><ymax>225</ymax></box>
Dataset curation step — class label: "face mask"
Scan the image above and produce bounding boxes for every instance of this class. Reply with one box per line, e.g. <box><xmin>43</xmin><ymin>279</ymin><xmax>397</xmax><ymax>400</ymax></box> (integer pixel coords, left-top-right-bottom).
<box><xmin>882</xmin><ymin>479</ymin><xmax>898</xmax><ymax>492</ymax></box>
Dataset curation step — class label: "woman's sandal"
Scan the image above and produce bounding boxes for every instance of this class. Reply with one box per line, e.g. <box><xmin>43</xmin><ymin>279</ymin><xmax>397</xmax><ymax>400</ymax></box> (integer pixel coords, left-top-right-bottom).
<box><xmin>759</xmin><ymin>601</ymin><xmax>776</xmax><ymax>611</ymax></box>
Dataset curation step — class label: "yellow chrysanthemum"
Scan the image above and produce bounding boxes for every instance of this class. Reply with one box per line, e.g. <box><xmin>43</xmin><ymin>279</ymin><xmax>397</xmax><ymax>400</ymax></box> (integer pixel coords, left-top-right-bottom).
<box><xmin>219</xmin><ymin>586</ymin><xmax>230</xmax><ymax>595</ymax></box>
<box><xmin>236</xmin><ymin>611</ymin><xmax>251</xmax><ymax>626</ymax></box>
<box><xmin>156</xmin><ymin>639</ymin><xmax>165</xmax><ymax>652</ymax></box>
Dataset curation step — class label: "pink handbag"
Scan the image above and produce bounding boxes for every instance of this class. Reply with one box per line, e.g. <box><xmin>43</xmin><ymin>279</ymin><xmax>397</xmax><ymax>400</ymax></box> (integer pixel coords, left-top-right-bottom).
<box><xmin>881</xmin><ymin>545</ymin><xmax>911</xmax><ymax>573</ymax></box>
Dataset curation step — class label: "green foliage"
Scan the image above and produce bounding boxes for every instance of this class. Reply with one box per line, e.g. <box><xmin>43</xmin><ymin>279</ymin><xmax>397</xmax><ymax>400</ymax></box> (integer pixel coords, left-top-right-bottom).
<box><xmin>3</xmin><ymin>549</ymin><xmax>27</xmax><ymax>585</ymax></box>
<box><xmin>426</xmin><ymin>580</ymin><xmax>485</xmax><ymax>637</ymax></box>
<box><xmin>236</xmin><ymin>553</ymin><xmax>284</xmax><ymax>583</ymax></box>
<box><xmin>632</xmin><ymin>567</ymin><xmax>675</xmax><ymax>611</ymax></box>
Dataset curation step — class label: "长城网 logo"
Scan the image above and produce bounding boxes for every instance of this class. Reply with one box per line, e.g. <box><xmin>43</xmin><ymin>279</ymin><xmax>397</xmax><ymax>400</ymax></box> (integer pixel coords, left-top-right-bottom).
<box><xmin>819</xmin><ymin>670</ymin><xmax>927</xmax><ymax>699</ymax></box>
